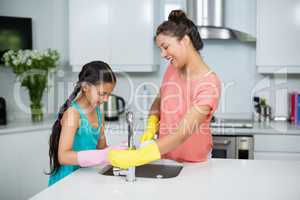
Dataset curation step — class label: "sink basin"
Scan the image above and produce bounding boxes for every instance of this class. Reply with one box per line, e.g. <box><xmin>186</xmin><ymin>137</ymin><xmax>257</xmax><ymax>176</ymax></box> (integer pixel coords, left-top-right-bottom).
<box><xmin>100</xmin><ymin>159</ymin><xmax>183</xmax><ymax>179</ymax></box>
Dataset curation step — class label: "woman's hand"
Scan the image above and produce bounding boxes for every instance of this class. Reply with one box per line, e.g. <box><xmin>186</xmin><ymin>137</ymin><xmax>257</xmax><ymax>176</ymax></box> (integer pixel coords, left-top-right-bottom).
<box><xmin>139</xmin><ymin>115</ymin><xmax>159</xmax><ymax>144</ymax></box>
<box><xmin>108</xmin><ymin>141</ymin><xmax>161</xmax><ymax>169</ymax></box>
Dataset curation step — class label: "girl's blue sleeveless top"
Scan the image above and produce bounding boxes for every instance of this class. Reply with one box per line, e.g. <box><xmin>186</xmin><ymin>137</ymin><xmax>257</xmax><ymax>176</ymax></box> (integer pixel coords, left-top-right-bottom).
<box><xmin>48</xmin><ymin>101</ymin><xmax>102</xmax><ymax>186</ymax></box>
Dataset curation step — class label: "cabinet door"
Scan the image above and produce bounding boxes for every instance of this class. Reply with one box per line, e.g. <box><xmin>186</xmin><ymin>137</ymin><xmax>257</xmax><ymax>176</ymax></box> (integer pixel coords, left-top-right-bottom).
<box><xmin>256</xmin><ymin>0</ymin><xmax>300</xmax><ymax>67</ymax></box>
<box><xmin>18</xmin><ymin>130</ymin><xmax>50</xmax><ymax>199</ymax></box>
<box><xmin>0</xmin><ymin>134</ymin><xmax>20</xmax><ymax>200</ymax></box>
<box><xmin>0</xmin><ymin>130</ymin><xmax>50</xmax><ymax>200</ymax></box>
<box><xmin>254</xmin><ymin>134</ymin><xmax>300</xmax><ymax>161</ymax></box>
<box><xmin>69</xmin><ymin>0</ymin><xmax>110</xmax><ymax>68</ymax></box>
<box><xmin>110</xmin><ymin>0</ymin><xmax>157</xmax><ymax>69</ymax></box>
<box><xmin>254</xmin><ymin>135</ymin><xmax>300</xmax><ymax>153</ymax></box>
<box><xmin>225</xmin><ymin>0</ymin><xmax>256</xmax><ymax>37</ymax></box>
<box><xmin>254</xmin><ymin>152</ymin><xmax>300</xmax><ymax>161</ymax></box>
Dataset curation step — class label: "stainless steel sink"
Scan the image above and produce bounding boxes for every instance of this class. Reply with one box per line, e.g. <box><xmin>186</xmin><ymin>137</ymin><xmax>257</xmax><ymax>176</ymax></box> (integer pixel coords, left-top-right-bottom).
<box><xmin>100</xmin><ymin>159</ymin><xmax>183</xmax><ymax>179</ymax></box>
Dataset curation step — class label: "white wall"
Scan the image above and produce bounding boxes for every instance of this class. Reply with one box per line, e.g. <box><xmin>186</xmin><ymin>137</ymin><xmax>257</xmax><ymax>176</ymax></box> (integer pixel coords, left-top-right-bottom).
<box><xmin>1</xmin><ymin>0</ymin><xmax>300</xmax><ymax>122</ymax></box>
<box><xmin>0</xmin><ymin>0</ymin><xmax>69</xmax><ymax>120</ymax></box>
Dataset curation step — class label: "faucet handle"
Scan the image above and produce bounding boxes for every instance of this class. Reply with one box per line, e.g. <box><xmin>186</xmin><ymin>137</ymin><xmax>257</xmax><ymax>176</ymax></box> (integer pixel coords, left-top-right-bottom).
<box><xmin>112</xmin><ymin>167</ymin><xmax>127</xmax><ymax>176</ymax></box>
<box><xmin>112</xmin><ymin>167</ymin><xmax>121</xmax><ymax>176</ymax></box>
<box><xmin>112</xmin><ymin>167</ymin><xmax>136</xmax><ymax>182</ymax></box>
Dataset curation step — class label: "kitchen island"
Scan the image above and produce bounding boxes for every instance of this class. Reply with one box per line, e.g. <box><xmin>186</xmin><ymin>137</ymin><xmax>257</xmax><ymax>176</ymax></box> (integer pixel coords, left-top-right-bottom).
<box><xmin>30</xmin><ymin>159</ymin><xmax>300</xmax><ymax>200</ymax></box>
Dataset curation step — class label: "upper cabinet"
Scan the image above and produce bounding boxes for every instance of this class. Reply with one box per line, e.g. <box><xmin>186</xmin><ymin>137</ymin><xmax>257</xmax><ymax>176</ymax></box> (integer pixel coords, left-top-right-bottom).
<box><xmin>69</xmin><ymin>0</ymin><xmax>160</xmax><ymax>72</ymax></box>
<box><xmin>69</xmin><ymin>0</ymin><xmax>110</xmax><ymax>66</ymax></box>
<box><xmin>256</xmin><ymin>0</ymin><xmax>300</xmax><ymax>73</ymax></box>
<box><xmin>225</xmin><ymin>0</ymin><xmax>256</xmax><ymax>38</ymax></box>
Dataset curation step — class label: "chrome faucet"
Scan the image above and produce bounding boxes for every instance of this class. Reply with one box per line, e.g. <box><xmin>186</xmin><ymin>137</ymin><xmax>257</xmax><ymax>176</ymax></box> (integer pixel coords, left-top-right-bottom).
<box><xmin>112</xmin><ymin>111</ymin><xmax>136</xmax><ymax>182</ymax></box>
<box><xmin>126</xmin><ymin>111</ymin><xmax>135</xmax><ymax>149</ymax></box>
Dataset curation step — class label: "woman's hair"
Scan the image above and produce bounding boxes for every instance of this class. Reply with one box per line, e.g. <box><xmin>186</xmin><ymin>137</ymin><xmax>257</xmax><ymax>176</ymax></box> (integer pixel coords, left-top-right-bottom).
<box><xmin>48</xmin><ymin>61</ymin><xmax>116</xmax><ymax>175</ymax></box>
<box><xmin>156</xmin><ymin>10</ymin><xmax>203</xmax><ymax>51</ymax></box>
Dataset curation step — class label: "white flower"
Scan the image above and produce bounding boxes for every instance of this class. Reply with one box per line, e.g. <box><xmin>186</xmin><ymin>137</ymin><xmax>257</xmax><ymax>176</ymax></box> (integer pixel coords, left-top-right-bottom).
<box><xmin>44</xmin><ymin>50</ymin><xmax>50</xmax><ymax>57</ymax></box>
<box><xmin>13</xmin><ymin>59</ymin><xmax>20</xmax><ymax>66</ymax></box>
<box><xmin>26</xmin><ymin>59</ymin><xmax>32</xmax><ymax>66</ymax></box>
<box><xmin>3</xmin><ymin>49</ymin><xmax>59</xmax><ymax>73</ymax></box>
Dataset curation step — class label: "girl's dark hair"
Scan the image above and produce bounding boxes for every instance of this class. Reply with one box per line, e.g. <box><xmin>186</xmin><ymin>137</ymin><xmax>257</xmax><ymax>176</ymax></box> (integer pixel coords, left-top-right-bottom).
<box><xmin>48</xmin><ymin>61</ymin><xmax>116</xmax><ymax>175</ymax></box>
<box><xmin>156</xmin><ymin>10</ymin><xmax>203</xmax><ymax>51</ymax></box>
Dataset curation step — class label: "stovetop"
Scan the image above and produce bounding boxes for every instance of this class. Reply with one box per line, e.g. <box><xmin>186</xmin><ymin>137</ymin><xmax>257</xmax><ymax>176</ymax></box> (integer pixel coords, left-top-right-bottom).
<box><xmin>210</xmin><ymin>117</ymin><xmax>253</xmax><ymax>128</ymax></box>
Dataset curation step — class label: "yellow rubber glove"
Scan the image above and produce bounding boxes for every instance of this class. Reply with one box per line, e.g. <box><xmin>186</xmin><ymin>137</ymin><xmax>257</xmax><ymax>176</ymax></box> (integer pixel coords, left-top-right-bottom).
<box><xmin>108</xmin><ymin>141</ymin><xmax>161</xmax><ymax>169</ymax></box>
<box><xmin>140</xmin><ymin>115</ymin><xmax>159</xmax><ymax>144</ymax></box>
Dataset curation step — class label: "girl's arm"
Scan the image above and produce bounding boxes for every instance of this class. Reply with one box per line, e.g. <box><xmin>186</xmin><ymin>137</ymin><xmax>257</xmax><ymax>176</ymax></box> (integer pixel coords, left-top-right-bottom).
<box><xmin>58</xmin><ymin>108</ymin><xmax>80</xmax><ymax>165</ymax></box>
<box><xmin>157</xmin><ymin>105</ymin><xmax>211</xmax><ymax>154</ymax></box>
<box><xmin>97</xmin><ymin>112</ymin><xmax>108</xmax><ymax>149</ymax></box>
<box><xmin>58</xmin><ymin>108</ymin><xmax>119</xmax><ymax>167</ymax></box>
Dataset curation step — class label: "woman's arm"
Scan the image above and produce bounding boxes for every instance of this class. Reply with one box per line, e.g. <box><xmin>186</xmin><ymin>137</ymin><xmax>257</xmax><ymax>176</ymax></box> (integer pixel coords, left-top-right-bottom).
<box><xmin>139</xmin><ymin>93</ymin><xmax>161</xmax><ymax>143</ymax></box>
<box><xmin>58</xmin><ymin>108</ymin><xmax>80</xmax><ymax>165</ymax></box>
<box><xmin>157</xmin><ymin>105</ymin><xmax>211</xmax><ymax>154</ymax></box>
<box><xmin>108</xmin><ymin>105</ymin><xmax>211</xmax><ymax>169</ymax></box>
<box><xmin>97</xmin><ymin>112</ymin><xmax>108</xmax><ymax>149</ymax></box>
<box><xmin>148</xmin><ymin>93</ymin><xmax>161</xmax><ymax>118</ymax></box>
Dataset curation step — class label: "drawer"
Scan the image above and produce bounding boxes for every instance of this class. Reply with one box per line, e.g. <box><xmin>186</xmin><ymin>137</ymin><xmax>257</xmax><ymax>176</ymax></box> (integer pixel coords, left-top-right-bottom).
<box><xmin>254</xmin><ymin>135</ymin><xmax>300</xmax><ymax>153</ymax></box>
<box><xmin>254</xmin><ymin>152</ymin><xmax>300</xmax><ymax>161</ymax></box>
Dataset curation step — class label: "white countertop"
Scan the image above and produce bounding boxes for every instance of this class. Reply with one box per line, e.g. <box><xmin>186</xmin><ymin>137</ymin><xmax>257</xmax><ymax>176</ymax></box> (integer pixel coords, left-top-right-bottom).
<box><xmin>1</xmin><ymin>114</ymin><xmax>300</xmax><ymax>136</ymax></box>
<box><xmin>0</xmin><ymin>114</ymin><xmax>146</xmax><ymax>136</ymax></box>
<box><xmin>30</xmin><ymin>159</ymin><xmax>300</xmax><ymax>200</ymax></box>
<box><xmin>0</xmin><ymin>115</ymin><xmax>56</xmax><ymax>135</ymax></box>
<box><xmin>212</xmin><ymin>121</ymin><xmax>300</xmax><ymax>135</ymax></box>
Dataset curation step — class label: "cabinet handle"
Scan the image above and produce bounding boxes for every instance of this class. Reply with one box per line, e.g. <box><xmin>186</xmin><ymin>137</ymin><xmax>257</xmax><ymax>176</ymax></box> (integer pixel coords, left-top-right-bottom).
<box><xmin>213</xmin><ymin>140</ymin><xmax>231</xmax><ymax>145</ymax></box>
<box><xmin>239</xmin><ymin>138</ymin><xmax>248</xmax><ymax>143</ymax></box>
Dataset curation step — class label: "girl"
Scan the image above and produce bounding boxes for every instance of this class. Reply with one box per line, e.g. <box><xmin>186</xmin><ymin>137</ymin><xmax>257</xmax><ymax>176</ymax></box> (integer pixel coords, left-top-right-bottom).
<box><xmin>108</xmin><ymin>10</ymin><xmax>221</xmax><ymax>168</ymax></box>
<box><xmin>48</xmin><ymin>61</ymin><xmax>121</xmax><ymax>186</ymax></box>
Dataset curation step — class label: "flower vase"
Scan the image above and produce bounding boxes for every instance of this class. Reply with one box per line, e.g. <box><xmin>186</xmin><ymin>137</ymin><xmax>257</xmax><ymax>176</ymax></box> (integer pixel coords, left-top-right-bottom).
<box><xmin>26</xmin><ymin>73</ymin><xmax>47</xmax><ymax>123</ymax></box>
<box><xmin>2</xmin><ymin>49</ymin><xmax>59</xmax><ymax>123</ymax></box>
<box><xmin>30</xmin><ymin>103</ymin><xmax>43</xmax><ymax>122</ymax></box>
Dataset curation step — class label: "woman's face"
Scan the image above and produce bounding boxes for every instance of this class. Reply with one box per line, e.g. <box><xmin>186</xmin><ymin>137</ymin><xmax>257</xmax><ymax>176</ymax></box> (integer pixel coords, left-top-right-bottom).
<box><xmin>156</xmin><ymin>34</ymin><xmax>188</xmax><ymax>69</ymax></box>
<box><xmin>82</xmin><ymin>82</ymin><xmax>115</xmax><ymax>107</ymax></box>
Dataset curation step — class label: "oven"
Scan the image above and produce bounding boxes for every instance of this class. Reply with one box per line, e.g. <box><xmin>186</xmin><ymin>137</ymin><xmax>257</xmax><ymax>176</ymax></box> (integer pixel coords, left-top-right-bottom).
<box><xmin>212</xmin><ymin>135</ymin><xmax>254</xmax><ymax>159</ymax></box>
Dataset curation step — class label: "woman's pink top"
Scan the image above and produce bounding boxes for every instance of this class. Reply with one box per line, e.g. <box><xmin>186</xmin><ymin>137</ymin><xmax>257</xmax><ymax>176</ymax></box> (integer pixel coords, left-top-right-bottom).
<box><xmin>159</xmin><ymin>64</ymin><xmax>221</xmax><ymax>162</ymax></box>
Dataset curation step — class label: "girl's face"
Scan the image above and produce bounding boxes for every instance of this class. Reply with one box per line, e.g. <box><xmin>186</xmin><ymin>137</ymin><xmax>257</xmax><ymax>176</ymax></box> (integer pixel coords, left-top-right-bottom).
<box><xmin>82</xmin><ymin>82</ymin><xmax>115</xmax><ymax>107</ymax></box>
<box><xmin>156</xmin><ymin>34</ymin><xmax>188</xmax><ymax>69</ymax></box>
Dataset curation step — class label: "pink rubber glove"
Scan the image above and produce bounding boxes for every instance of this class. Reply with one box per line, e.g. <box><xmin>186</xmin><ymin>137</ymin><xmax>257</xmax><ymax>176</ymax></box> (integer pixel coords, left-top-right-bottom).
<box><xmin>77</xmin><ymin>145</ymin><xmax>127</xmax><ymax>167</ymax></box>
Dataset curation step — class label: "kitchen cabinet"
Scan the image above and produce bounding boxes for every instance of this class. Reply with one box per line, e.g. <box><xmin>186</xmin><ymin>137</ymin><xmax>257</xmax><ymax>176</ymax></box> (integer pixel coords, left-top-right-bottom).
<box><xmin>254</xmin><ymin>152</ymin><xmax>300</xmax><ymax>161</ymax></box>
<box><xmin>256</xmin><ymin>0</ymin><xmax>300</xmax><ymax>73</ymax></box>
<box><xmin>69</xmin><ymin>0</ymin><xmax>160</xmax><ymax>72</ymax></box>
<box><xmin>0</xmin><ymin>122</ymin><xmax>141</xmax><ymax>200</ymax></box>
<box><xmin>0</xmin><ymin>130</ymin><xmax>50</xmax><ymax>200</ymax></box>
<box><xmin>0</xmin><ymin>134</ymin><xmax>19</xmax><ymax>200</ymax></box>
<box><xmin>254</xmin><ymin>135</ymin><xmax>300</xmax><ymax>161</ymax></box>
<box><xmin>225</xmin><ymin>0</ymin><xmax>256</xmax><ymax>39</ymax></box>
<box><xmin>69</xmin><ymin>0</ymin><xmax>110</xmax><ymax>67</ymax></box>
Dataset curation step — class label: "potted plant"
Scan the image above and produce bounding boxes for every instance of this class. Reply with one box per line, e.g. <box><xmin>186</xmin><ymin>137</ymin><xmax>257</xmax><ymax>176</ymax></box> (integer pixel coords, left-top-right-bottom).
<box><xmin>1</xmin><ymin>49</ymin><xmax>59</xmax><ymax>122</ymax></box>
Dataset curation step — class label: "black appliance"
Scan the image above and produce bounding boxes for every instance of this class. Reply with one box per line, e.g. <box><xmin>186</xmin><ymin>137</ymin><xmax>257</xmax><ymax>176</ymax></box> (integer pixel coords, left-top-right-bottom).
<box><xmin>0</xmin><ymin>97</ymin><xmax>7</xmax><ymax>125</ymax></box>
<box><xmin>0</xmin><ymin>16</ymin><xmax>33</xmax><ymax>64</ymax></box>
<box><xmin>212</xmin><ymin>135</ymin><xmax>254</xmax><ymax>159</ymax></box>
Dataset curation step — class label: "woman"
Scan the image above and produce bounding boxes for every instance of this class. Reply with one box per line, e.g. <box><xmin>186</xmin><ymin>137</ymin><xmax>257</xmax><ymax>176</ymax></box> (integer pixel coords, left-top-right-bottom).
<box><xmin>108</xmin><ymin>10</ymin><xmax>221</xmax><ymax>168</ymax></box>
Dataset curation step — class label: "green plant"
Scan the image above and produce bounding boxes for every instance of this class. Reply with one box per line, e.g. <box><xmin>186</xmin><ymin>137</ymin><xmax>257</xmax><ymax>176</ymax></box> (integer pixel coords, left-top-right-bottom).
<box><xmin>1</xmin><ymin>49</ymin><xmax>59</xmax><ymax>121</ymax></box>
